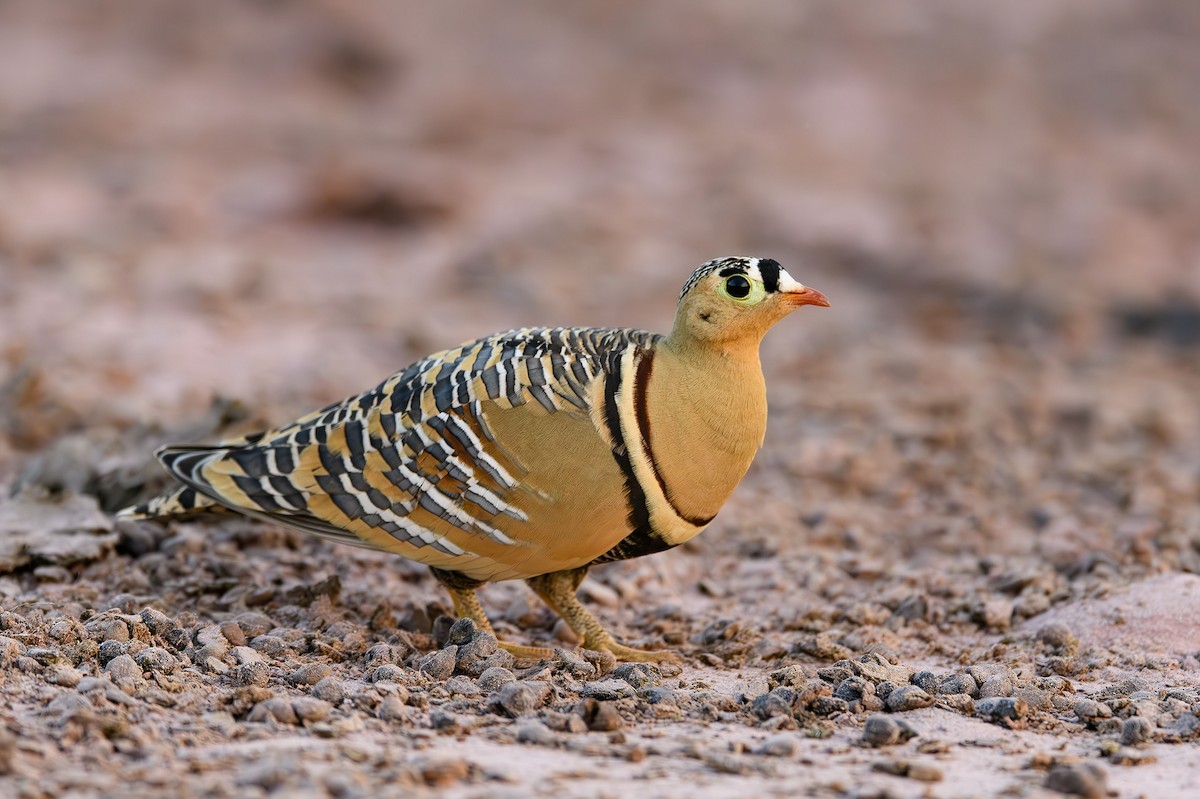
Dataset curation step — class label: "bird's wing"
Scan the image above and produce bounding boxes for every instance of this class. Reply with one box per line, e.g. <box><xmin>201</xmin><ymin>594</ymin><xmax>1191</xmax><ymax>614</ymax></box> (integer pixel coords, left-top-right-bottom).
<box><xmin>147</xmin><ymin>327</ymin><xmax>658</xmax><ymax>564</ymax></box>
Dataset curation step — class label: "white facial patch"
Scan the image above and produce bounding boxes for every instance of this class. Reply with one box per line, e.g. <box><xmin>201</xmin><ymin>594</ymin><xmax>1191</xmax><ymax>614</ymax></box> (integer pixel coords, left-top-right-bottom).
<box><xmin>777</xmin><ymin>269</ymin><xmax>807</xmax><ymax>293</ymax></box>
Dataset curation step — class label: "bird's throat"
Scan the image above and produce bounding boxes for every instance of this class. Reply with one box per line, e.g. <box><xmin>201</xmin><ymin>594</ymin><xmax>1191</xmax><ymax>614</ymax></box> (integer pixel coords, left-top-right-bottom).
<box><xmin>637</xmin><ymin>337</ymin><xmax>768</xmax><ymax>526</ymax></box>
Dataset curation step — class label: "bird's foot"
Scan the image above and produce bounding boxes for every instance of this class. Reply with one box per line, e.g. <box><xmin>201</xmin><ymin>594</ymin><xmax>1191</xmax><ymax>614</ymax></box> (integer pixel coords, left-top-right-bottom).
<box><xmin>497</xmin><ymin>641</ymin><xmax>558</xmax><ymax>662</ymax></box>
<box><xmin>583</xmin><ymin>635</ymin><xmax>683</xmax><ymax>664</ymax></box>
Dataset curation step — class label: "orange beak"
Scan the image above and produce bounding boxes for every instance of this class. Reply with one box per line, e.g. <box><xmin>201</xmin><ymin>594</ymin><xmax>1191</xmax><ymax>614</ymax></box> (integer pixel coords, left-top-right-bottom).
<box><xmin>783</xmin><ymin>285</ymin><xmax>831</xmax><ymax>308</ymax></box>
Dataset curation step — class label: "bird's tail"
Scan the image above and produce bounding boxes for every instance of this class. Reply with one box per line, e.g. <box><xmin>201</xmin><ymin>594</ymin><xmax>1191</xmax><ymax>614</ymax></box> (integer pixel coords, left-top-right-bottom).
<box><xmin>114</xmin><ymin>484</ymin><xmax>222</xmax><ymax>520</ymax></box>
<box><xmin>114</xmin><ymin>445</ymin><xmax>230</xmax><ymax>520</ymax></box>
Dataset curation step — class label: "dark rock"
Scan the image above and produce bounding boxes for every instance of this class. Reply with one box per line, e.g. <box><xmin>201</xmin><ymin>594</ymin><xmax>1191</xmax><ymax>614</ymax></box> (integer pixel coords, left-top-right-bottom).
<box><xmin>752</xmin><ymin>688</ymin><xmax>796</xmax><ymax>720</ymax></box>
<box><xmin>975</xmin><ymin>697</ymin><xmax>1028</xmax><ymax>728</ymax></box>
<box><xmin>96</xmin><ymin>639</ymin><xmax>128</xmax><ymax>667</ymax></box>
<box><xmin>418</xmin><ymin>647</ymin><xmax>457</xmax><ymax>680</ymax></box>
<box><xmin>445</xmin><ymin>617</ymin><xmax>477</xmax><ymax>646</ymax></box>
<box><xmin>862</xmin><ymin>715</ymin><xmax>918</xmax><ymax>747</ymax></box>
<box><xmin>138</xmin><ymin>608</ymin><xmax>171</xmax><ymax>636</ymax></box>
<box><xmin>1120</xmin><ymin>716</ymin><xmax>1155</xmax><ymax>746</ymax></box>
<box><xmin>1045</xmin><ymin>762</ymin><xmax>1108</xmax><ymax>798</ymax></box>
<box><xmin>937</xmin><ymin>673</ymin><xmax>977</xmax><ymax>696</ymax></box>
<box><xmin>811</xmin><ymin>696</ymin><xmax>850</xmax><ymax>716</ymax></box>
<box><xmin>910</xmin><ymin>671</ymin><xmax>939</xmax><ymax>693</ymax></box>
<box><xmin>576</xmin><ymin>698</ymin><xmax>623</xmax><ymax>731</ymax></box>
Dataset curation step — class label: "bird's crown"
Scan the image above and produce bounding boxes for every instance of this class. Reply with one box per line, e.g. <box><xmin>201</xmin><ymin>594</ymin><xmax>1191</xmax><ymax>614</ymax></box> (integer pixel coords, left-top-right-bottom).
<box><xmin>679</xmin><ymin>256</ymin><xmax>785</xmax><ymax>301</ymax></box>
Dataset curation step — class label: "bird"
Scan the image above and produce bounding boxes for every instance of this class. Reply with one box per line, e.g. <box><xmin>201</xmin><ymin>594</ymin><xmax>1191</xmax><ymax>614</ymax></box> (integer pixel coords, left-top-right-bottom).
<box><xmin>118</xmin><ymin>257</ymin><xmax>829</xmax><ymax>662</ymax></box>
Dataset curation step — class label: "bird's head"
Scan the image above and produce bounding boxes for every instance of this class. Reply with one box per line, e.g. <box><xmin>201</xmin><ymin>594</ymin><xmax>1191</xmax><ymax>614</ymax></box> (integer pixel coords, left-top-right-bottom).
<box><xmin>671</xmin><ymin>257</ymin><xmax>830</xmax><ymax>346</ymax></box>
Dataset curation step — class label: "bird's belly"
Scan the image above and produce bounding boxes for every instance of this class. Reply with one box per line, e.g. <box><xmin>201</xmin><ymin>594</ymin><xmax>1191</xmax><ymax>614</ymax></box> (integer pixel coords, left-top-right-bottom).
<box><xmin>441</xmin><ymin>404</ymin><xmax>632</xmax><ymax>581</ymax></box>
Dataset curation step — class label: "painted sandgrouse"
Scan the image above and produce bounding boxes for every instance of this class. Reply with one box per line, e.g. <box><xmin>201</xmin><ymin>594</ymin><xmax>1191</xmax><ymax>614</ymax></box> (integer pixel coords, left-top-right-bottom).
<box><xmin>118</xmin><ymin>257</ymin><xmax>829</xmax><ymax>661</ymax></box>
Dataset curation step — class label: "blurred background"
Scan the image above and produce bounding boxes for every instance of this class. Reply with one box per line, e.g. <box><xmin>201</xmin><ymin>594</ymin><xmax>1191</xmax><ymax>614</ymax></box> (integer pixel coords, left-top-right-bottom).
<box><xmin>1</xmin><ymin>0</ymin><xmax>1198</xmax><ymax>584</ymax></box>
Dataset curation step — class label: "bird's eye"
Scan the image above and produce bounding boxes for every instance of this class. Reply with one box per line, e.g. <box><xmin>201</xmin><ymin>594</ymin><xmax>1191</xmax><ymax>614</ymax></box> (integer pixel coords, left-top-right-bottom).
<box><xmin>724</xmin><ymin>275</ymin><xmax>752</xmax><ymax>299</ymax></box>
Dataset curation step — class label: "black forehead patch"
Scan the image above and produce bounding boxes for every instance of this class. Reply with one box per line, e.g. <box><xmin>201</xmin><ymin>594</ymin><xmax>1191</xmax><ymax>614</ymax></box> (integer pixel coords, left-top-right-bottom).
<box><xmin>757</xmin><ymin>258</ymin><xmax>781</xmax><ymax>293</ymax></box>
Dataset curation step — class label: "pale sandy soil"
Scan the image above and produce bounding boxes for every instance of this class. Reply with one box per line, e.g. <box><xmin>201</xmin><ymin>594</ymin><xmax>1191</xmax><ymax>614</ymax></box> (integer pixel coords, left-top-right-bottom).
<box><xmin>2</xmin><ymin>2</ymin><xmax>1200</xmax><ymax>797</ymax></box>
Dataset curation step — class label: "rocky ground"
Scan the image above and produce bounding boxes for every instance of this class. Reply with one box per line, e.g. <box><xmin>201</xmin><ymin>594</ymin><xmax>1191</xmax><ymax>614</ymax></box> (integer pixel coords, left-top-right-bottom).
<box><xmin>2</xmin><ymin>2</ymin><xmax>1200</xmax><ymax>797</ymax></box>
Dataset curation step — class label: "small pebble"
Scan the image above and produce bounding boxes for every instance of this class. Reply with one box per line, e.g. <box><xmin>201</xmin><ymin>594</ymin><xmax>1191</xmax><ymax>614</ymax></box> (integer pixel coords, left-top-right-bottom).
<box><xmin>104</xmin><ymin>654</ymin><xmax>143</xmax><ymax>691</ymax></box>
<box><xmin>377</xmin><ymin>695</ymin><xmax>409</xmax><ymax>723</ymax></box>
<box><xmin>1073</xmin><ymin>699</ymin><xmax>1112</xmax><ymax>722</ymax></box>
<box><xmin>219</xmin><ymin>621</ymin><xmax>247</xmax><ymax>647</ymax></box>
<box><xmin>553</xmin><ymin>648</ymin><xmax>596</xmax><ymax>678</ymax></box>
<box><xmin>48</xmin><ymin>620</ymin><xmax>79</xmax><ymax>643</ymax></box>
<box><xmin>371</xmin><ymin>663</ymin><xmax>408</xmax><ymax>683</ymax></box>
<box><xmin>138</xmin><ymin>607</ymin><xmax>171</xmax><ymax>636</ymax></box>
<box><xmin>834</xmin><ymin>677</ymin><xmax>874</xmax><ymax>702</ymax></box>
<box><xmin>233</xmin><ymin>662</ymin><xmax>270</xmax><ymax>688</ymax></box>
<box><xmin>291</xmin><ymin>697</ymin><xmax>331</xmax><ymax>723</ymax></box>
<box><xmin>910</xmin><ymin>671</ymin><xmax>939</xmax><ymax>693</ymax></box>
<box><xmin>641</xmin><ymin>686</ymin><xmax>679</xmax><ymax>705</ymax></box>
<box><xmin>753</xmin><ymin>689</ymin><xmax>795</xmax><ymax>721</ymax></box>
<box><xmin>886</xmin><ymin>685</ymin><xmax>934</xmax><ymax>712</ymax></box>
<box><xmin>363</xmin><ymin>642</ymin><xmax>400</xmax><ymax>666</ymax></box>
<box><xmin>135</xmin><ymin>647</ymin><xmax>177</xmax><ymax>674</ymax></box>
<box><xmin>937</xmin><ymin>673</ymin><xmax>977</xmax><ymax>696</ymax></box>
<box><xmin>230</xmin><ymin>646</ymin><xmax>263</xmax><ymax>665</ymax></box>
<box><xmin>975</xmin><ymin>697</ymin><xmax>1028</xmax><ymax>727</ymax></box>
<box><xmin>811</xmin><ymin>696</ymin><xmax>850</xmax><ymax>716</ymax></box>
<box><xmin>231</xmin><ymin>612</ymin><xmax>276</xmax><ymax>638</ymax></box>
<box><xmin>444</xmin><ymin>675</ymin><xmax>480</xmax><ymax>697</ymax></box>
<box><xmin>418</xmin><ymin>647</ymin><xmax>457</xmax><ymax>680</ymax></box>
<box><xmin>47</xmin><ymin>666</ymin><xmax>83</xmax><ymax>687</ymax></box>
<box><xmin>1172</xmin><ymin>712</ymin><xmax>1200</xmax><ymax>739</ymax></box>
<box><xmin>96</xmin><ymin>640</ymin><xmax>127</xmax><ymax>666</ymax></box>
<box><xmin>576</xmin><ymin>698</ymin><xmax>623</xmax><ymax>731</ymax></box>
<box><xmin>430</xmin><ymin>708</ymin><xmax>464</xmax><ymax>732</ymax></box>
<box><xmin>456</xmin><ymin>632</ymin><xmax>511</xmax><ymax>676</ymax></box>
<box><xmin>163</xmin><ymin>628</ymin><xmax>190</xmax><ymax>652</ymax></box>
<box><xmin>1044</xmin><ymin>762</ymin><xmax>1108</xmax><ymax>798</ymax></box>
<box><xmin>977</xmin><ymin>599</ymin><xmax>1013</xmax><ymax>631</ymax></box>
<box><xmin>754</xmin><ymin>733</ymin><xmax>798</xmax><ymax>757</ymax></box>
<box><xmin>767</xmin><ymin>665</ymin><xmax>806</xmax><ymax>690</ymax></box>
<box><xmin>445</xmin><ymin>617</ymin><xmax>477</xmax><ymax>646</ymax></box>
<box><xmin>516</xmin><ymin>720</ymin><xmax>558</xmax><ymax>745</ymax></box>
<box><xmin>1120</xmin><ymin>716</ymin><xmax>1154</xmax><ymax>746</ymax></box>
<box><xmin>978</xmin><ymin>675</ymin><xmax>1013</xmax><ymax>698</ymax></box>
<box><xmin>490</xmin><ymin>681</ymin><xmax>550</xmax><ymax>717</ymax></box>
<box><xmin>289</xmin><ymin>663</ymin><xmax>333</xmax><ymax>686</ymax></box>
<box><xmin>249</xmin><ymin>635</ymin><xmax>291</xmax><ymax>660</ymax></box>
<box><xmin>862</xmin><ymin>715</ymin><xmax>918</xmax><ymax>747</ymax></box>
<box><xmin>580</xmin><ymin>679</ymin><xmax>634</xmax><ymax>701</ymax></box>
<box><xmin>102</xmin><ymin>620</ymin><xmax>130</xmax><ymax>643</ymax></box>
<box><xmin>311</xmin><ymin>677</ymin><xmax>345</xmax><ymax>704</ymax></box>
<box><xmin>1037</xmin><ymin>622</ymin><xmax>1079</xmax><ymax>652</ymax></box>
<box><xmin>872</xmin><ymin>759</ymin><xmax>943</xmax><ymax>782</ymax></box>
<box><xmin>247</xmin><ymin>697</ymin><xmax>298</xmax><ymax>725</ymax></box>
<box><xmin>418</xmin><ymin>757</ymin><xmax>469</xmax><ymax>788</ymax></box>
<box><xmin>478</xmin><ymin>666</ymin><xmax>515</xmax><ymax>692</ymax></box>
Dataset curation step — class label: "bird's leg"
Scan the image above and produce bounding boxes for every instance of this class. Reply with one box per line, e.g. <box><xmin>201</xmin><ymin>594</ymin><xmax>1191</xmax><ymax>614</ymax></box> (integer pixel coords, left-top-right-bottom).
<box><xmin>526</xmin><ymin>567</ymin><xmax>681</xmax><ymax>663</ymax></box>
<box><xmin>429</xmin><ymin>568</ymin><xmax>554</xmax><ymax>660</ymax></box>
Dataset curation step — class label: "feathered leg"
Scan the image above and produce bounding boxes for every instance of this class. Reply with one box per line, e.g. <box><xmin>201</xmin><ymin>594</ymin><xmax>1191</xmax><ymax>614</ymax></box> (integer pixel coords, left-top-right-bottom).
<box><xmin>526</xmin><ymin>567</ymin><xmax>681</xmax><ymax>663</ymax></box>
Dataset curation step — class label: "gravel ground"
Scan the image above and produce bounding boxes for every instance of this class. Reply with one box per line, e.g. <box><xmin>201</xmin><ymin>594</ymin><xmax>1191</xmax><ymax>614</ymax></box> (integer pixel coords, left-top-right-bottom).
<box><xmin>2</xmin><ymin>2</ymin><xmax>1200</xmax><ymax>797</ymax></box>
